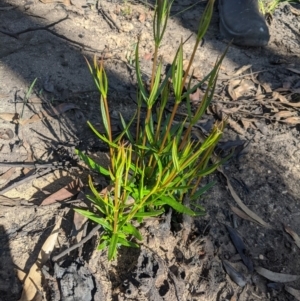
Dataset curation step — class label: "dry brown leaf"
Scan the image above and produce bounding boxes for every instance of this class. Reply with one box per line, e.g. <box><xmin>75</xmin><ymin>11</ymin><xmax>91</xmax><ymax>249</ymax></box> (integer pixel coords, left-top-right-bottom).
<box><xmin>273</xmin><ymin>91</ymin><xmax>288</xmax><ymax>103</ymax></box>
<box><xmin>222</xmin><ymin>106</ymin><xmax>242</xmax><ymax>114</ymax></box>
<box><xmin>143</xmin><ymin>52</ymin><xmax>153</xmax><ymax>61</ymax></box>
<box><xmin>19</xmin><ymin>216</ymin><xmax>62</xmax><ymax>301</ymax></box>
<box><xmin>283</xmin><ymin>116</ymin><xmax>300</xmax><ymax>124</ymax></box>
<box><xmin>227</xmin><ymin>118</ymin><xmax>246</xmax><ymax>135</ymax></box>
<box><xmin>218</xmin><ymin>167</ymin><xmax>272</xmax><ymax>229</ymax></box>
<box><xmin>228</xmin><ymin>65</ymin><xmax>252</xmax><ymax>77</ymax></box>
<box><xmin>290</xmin><ymin>5</ymin><xmax>300</xmax><ymax>16</ymax></box>
<box><xmin>227</xmin><ymin>81</ymin><xmax>238</xmax><ymax>100</ymax></box>
<box><xmin>0</xmin><ymin>167</ymin><xmax>16</xmax><ymax>185</ymax></box>
<box><xmin>282</xmin><ymin>102</ymin><xmax>300</xmax><ymax>108</ymax></box>
<box><xmin>256</xmin><ymin>94</ymin><xmax>266</xmax><ymax>100</ymax></box>
<box><xmin>73</xmin><ymin>211</ymin><xmax>88</xmax><ymax>242</ymax></box>
<box><xmin>255</xmin><ymin>85</ymin><xmax>262</xmax><ymax>97</ymax></box>
<box><xmin>232</xmin><ymin>80</ymin><xmax>254</xmax><ymax>98</ymax></box>
<box><xmin>285</xmin><ymin>286</ymin><xmax>300</xmax><ymax>301</ymax></box>
<box><xmin>261</xmin><ymin>82</ymin><xmax>272</xmax><ymax>93</ymax></box>
<box><xmin>138</xmin><ymin>12</ymin><xmax>146</xmax><ymax>22</ymax></box>
<box><xmin>273</xmin><ymin>111</ymin><xmax>296</xmax><ymax>119</ymax></box>
<box><xmin>256</xmin><ymin>266</ymin><xmax>299</xmax><ymax>283</ymax></box>
<box><xmin>241</xmin><ymin>118</ymin><xmax>256</xmax><ymax>130</ymax></box>
<box><xmin>192</xmin><ymin>67</ymin><xmax>202</xmax><ymax>80</ymax></box>
<box><xmin>0</xmin><ymin>113</ymin><xmax>19</xmax><ymax>123</ymax></box>
<box><xmin>190</xmin><ymin>88</ymin><xmax>203</xmax><ymax>104</ymax></box>
<box><xmin>0</xmin><ymin>93</ymin><xmax>10</xmax><ymax>98</ymax></box>
<box><xmin>41</xmin><ymin>178</ymin><xmax>83</xmax><ymax>205</ymax></box>
<box><xmin>228</xmin><ymin>87</ymin><xmax>237</xmax><ymax>101</ymax></box>
<box><xmin>284</xmin><ymin>225</ymin><xmax>300</xmax><ymax>249</ymax></box>
<box><xmin>21</xmin><ymin>103</ymin><xmax>80</xmax><ymax>125</ymax></box>
<box><xmin>230</xmin><ymin>206</ymin><xmax>259</xmax><ymax>224</ymax></box>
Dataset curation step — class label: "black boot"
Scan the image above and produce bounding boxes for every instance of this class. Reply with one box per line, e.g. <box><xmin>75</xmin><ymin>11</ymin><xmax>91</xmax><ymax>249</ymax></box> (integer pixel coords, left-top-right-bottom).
<box><xmin>219</xmin><ymin>0</ymin><xmax>270</xmax><ymax>47</ymax></box>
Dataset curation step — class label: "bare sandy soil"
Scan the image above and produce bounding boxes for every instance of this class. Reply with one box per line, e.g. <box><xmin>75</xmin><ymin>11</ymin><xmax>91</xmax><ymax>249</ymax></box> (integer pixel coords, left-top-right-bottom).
<box><xmin>1</xmin><ymin>0</ymin><xmax>300</xmax><ymax>300</ymax></box>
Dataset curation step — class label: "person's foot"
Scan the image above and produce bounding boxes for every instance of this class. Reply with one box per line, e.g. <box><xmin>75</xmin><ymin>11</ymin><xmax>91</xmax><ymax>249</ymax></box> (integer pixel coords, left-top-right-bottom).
<box><xmin>218</xmin><ymin>0</ymin><xmax>270</xmax><ymax>47</ymax></box>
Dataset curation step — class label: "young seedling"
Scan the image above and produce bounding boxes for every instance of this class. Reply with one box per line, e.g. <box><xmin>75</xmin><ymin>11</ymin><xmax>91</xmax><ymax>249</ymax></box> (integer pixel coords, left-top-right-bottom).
<box><xmin>75</xmin><ymin>0</ymin><xmax>227</xmax><ymax>260</ymax></box>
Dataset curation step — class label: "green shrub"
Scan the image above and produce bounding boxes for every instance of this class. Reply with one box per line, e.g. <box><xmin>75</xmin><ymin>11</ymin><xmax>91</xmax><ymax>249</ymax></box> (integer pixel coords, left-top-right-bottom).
<box><xmin>75</xmin><ymin>0</ymin><xmax>227</xmax><ymax>260</ymax></box>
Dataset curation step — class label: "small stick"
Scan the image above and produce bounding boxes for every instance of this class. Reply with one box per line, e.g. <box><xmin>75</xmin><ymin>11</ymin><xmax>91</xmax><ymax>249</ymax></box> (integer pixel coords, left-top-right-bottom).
<box><xmin>0</xmin><ymin>168</ymin><xmax>53</xmax><ymax>195</ymax></box>
<box><xmin>0</xmin><ymin>16</ymin><xmax>68</xmax><ymax>39</ymax></box>
<box><xmin>98</xmin><ymin>7</ymin><xmax>121</xmax><ymax>33</ymax></box>
<box><xmin>52</xmin><ymin>224</ymin><xmax>102</xmax><ymax>262</ymax></box>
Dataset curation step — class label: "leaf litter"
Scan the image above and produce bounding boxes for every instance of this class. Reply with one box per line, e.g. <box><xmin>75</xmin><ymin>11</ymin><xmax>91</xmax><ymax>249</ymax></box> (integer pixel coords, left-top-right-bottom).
<box><xmin>18</xmin><ymin>216</ymin><xmax>62</xmax><ymax>301</ymax></box>
<box><xmin>1</xmin><ymin>1</ymin><xmax>300</xmax><ymax>300</ymax></box>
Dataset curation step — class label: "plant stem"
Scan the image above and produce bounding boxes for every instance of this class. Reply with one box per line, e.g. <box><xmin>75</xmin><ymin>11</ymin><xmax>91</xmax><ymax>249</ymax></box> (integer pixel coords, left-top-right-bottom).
<box><xmin>150</xmin><ymin>46</ymin><xmax>159</xmax><ymax>90</ymax></box>
<box><xmin>159</xmin><ymin>102</ymin><xmax>179</xmax><ymax>152</ymax></box>
<box><xmin>102</xmin><ymin>97</ymin><xmax>114</xmax><ymax>172</ymax></box>
<box><xmin>136</xmin><ymin>106</ymin><xmax>141</xmax><ymax>144</ymax></box>
<box><xmin>181</xmin><ymin>40</ymin><xmax>200</xmax><ymax>91</ymax></box>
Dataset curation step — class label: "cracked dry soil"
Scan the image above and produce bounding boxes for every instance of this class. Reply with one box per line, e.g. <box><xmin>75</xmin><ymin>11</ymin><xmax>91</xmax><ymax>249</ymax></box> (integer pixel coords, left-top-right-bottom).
<box><xmin>1</xmin><ymin>0</ymin><xmax>300</xmax><ymax>300</ymax></box>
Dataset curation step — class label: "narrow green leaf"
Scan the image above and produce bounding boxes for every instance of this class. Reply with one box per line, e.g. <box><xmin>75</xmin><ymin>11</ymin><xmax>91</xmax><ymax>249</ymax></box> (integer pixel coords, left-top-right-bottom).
<box><xmin>135</xmin><ymin>40</ymin><xmax>149</xmax><ymax>101</ymax></box>
<box><xmin>193</xmin><ymin>209</ymin><xmax>206</xmax><ymax>217</ymax></box>
<box><xmin>88</xmin><ymin>121</ymin><xmax>118</xmax><ymax>148</ymax></box>
<box><xmin>148</xmin><ymin>62</ymin><xmax>162</xmax><ymax>107</ymax></box>
<box><xmin>196</xmin><ymin>0</ymin><xmax>215</xmax><ymax>42</ymax></box>
<box><xmin>190</xmin><ymin>181</ymin><xmax>216</xmax><ymax>200</ymax></box>
<box><xmin>191</xmin><ymin>203</ymin><xmax>206</xmax><ymax>211</ymax></box>
<box><xmin>172</xmin><ymin>138</ymin><xmax>180</xmax><ymax>172</ymax></box>
<box><xmin>117</xmin><ymin>237</ymin><xmax>139</xmax><ymax>248</ymax></box>
<box><xmin>100</xmin><ymin>97</ymin><xmax>109</xmax><ymax>135</ymax></box>
<box><xmin>181</xmin><ymin>69</ymin><xmax>213</xmax><ymax>100</ymax></box>
<box><xmin>185</xmin><ymin>78</ymin><xmax>193</xmax><ymax>123</ymax></box>
<box><xmin>157</xmin><ymin>195</ymin><xmax>196</xmax><ymax>216</ymax></box>
<box><xmin>74</xmin><ymin>208</ymin><xmax>112</xmax><ymax>231</ymax></box>
<box><xmin>145</xmin><ymin>122</ymin><xmax>154</xmax><ymax>144</ymax></box>
<box><xmin>108</xmin><ymin>233</ymin><xmax>119</xmax><ymax>260</ymax></box>
<box><xmin>119</xmin><ymin>113</ymin><xmax>135</xmax><ymax>143</ymax></box>
<box><xmin>97</xmin><ymin>240</ymin><xmax>108</xmax><ymax>250</ymax></box>
<box><xmin>122</xmin><ymin>223</ymin><xmax>143</xmax><ymax>240</ymax></box>
<box><xmin>134</xmin><ymin>209</ymin><xmax>164</xmax><ymax>218</ymax></box>
<box><xmin>173</xmin><ymin>43</ymin><xmax>183</xmax><ymax>101</ymax></box>
<box><xmin>75</xmin><ymin>149</ymin><xmax>110</xmax><ymax>176</ymax></box>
